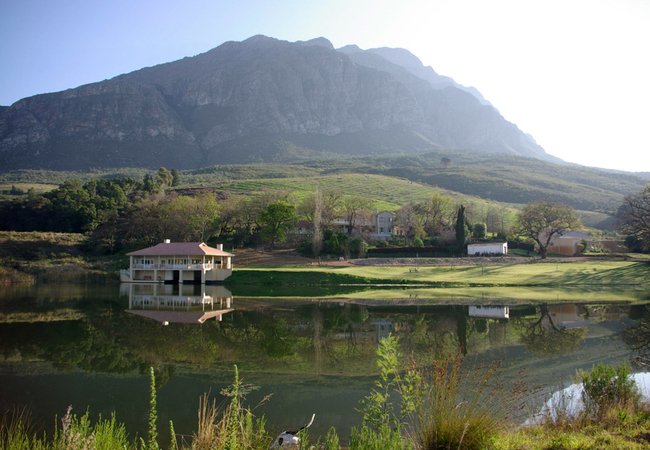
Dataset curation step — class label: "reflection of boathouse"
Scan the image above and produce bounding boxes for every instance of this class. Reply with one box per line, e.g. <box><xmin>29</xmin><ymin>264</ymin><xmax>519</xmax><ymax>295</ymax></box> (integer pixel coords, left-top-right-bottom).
<box><xmin>123</xmin><ymin>283</ymin><xmax>233</xmax><ymax>324</ymax></box>
<box><xmin>120</xmin><ymin>241</ymin><xmax>233</xmax><ymax>284</ymax></box>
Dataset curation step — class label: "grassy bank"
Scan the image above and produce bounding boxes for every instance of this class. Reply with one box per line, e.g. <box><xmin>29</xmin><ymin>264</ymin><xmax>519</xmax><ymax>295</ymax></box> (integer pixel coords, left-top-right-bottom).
<box><xmin>229</xmin><ymin>261</ymin><xmax>650</xmax><ymax>288</ymax></box>
<box><xmin>0</xmin><ymin>231</ymin><xmax>123</xmax><ymax>284</ymax></box>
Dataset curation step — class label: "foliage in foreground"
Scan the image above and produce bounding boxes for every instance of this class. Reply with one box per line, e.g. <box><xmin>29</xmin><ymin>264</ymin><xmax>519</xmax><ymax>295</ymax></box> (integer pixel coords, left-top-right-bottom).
<box><xmin>504</xmin><ymin>362</ymin><xmax>650</xmax><ymax>450</ymax></box>
<box><xmin>3</xmin><ymin>350</ymin><xmax>650</xmax><ymax>450</ymax></box>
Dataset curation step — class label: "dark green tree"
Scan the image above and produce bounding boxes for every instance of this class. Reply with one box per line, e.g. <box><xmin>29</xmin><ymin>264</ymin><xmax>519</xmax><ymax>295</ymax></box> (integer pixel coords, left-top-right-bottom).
<box><xmin>171</xmin><ymin>169</ymin><xmax>181</xmax><ymax>187</ymax></box>
<box><xmin>349</xmin><ymin>238</ymin><xmax>368</xmax><ymax>258</ymax></box>
<box><xmin>473</xmin><ymin>222</ymin><xmax>487</xmax><ymax>239</ymax></box>
<box><xmin>258</xmin><ymin>201</ymin><xmax>297</xmax><ymax>250</ymax></box>
<box><xmin>455</xmin><ymin>205</ymin><xmax>468</xmax><ymax>249</ymax></box>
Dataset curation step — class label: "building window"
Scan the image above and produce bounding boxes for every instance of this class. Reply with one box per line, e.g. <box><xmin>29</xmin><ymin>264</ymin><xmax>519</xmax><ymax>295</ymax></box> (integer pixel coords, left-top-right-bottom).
<box><xmin>380</xmin><ymin>227</ymin><xmax>384</xmax><ymax>233</ymax></box>
<box><xmin>379</xmin><ymin>217</ymin><xmax>384</xmax><ymax>223</ymax></box>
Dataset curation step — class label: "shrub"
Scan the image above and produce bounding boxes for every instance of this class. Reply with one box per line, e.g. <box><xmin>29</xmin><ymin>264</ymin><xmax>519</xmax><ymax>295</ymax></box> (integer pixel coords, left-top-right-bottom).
<box><xmin>473</xmin><ymin>223</ymin><xmax>487</xmax><ymax>239</ymax></box>
<box><xmin>579</xmin><ymin>362</ymin><xmax>640</xmax><ymax>420</ymax></box>
<box><xmin>348</xmin><ymin>238</ymin><xmax>368</xmax><ymax>258</ymax></box>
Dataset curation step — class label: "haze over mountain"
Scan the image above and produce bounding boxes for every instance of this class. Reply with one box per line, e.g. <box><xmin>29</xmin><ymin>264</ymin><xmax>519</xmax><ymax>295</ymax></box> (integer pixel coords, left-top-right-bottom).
<box><xmin>0</xmin><ymin>35</ymin><xmax>563</xmax><ymax>171</ymax></box>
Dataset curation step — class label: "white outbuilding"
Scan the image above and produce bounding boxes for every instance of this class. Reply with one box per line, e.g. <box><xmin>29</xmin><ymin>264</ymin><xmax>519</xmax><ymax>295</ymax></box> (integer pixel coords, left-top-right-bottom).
<box><xmin>467</xmin><ymin>242</ymin><xmax>508</xmax><ymax>256</ymax></box>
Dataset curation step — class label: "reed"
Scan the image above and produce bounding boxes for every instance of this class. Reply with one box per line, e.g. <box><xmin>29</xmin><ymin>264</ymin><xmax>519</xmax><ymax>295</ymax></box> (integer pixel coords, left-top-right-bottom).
<box><xmin>409</xmin><ymin>350</ymin><xmax>540</xmax><ymax>450</ymax></box>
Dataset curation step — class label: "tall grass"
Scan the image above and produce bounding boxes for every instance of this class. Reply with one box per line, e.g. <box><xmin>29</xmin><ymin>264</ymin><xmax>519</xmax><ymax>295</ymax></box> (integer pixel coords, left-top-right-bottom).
<box><xmin>409</xmin><ymin>350</ymin><xmax>539</xmax><ymax>450</ymax></box>
<box><xmin>0</xmin><ymin>405</ymin><xmax>135</xmax><ymax>450</ymax></box>
<box><xmin>189</xmin><ymin>365</ymin><xmax>270</xmax><ymax>450</ymax></box>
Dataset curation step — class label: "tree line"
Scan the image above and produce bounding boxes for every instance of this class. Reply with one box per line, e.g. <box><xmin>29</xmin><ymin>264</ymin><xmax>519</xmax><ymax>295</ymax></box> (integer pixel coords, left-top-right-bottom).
<box><xmin>1</xmin><ymin>168</ymin><xmax>648</xmax><ymax>256</ymax></box>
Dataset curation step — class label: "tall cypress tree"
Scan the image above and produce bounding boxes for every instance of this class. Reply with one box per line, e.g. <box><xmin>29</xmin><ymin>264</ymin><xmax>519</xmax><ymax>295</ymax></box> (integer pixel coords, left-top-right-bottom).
<box><xmin>456</xmin><ymin>205</ymin><xmax>467</xmax><ymax>249</ymax></box>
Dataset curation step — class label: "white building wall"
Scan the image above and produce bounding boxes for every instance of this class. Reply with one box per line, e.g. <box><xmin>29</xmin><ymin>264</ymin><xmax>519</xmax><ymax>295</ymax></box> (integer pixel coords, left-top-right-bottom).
<box><xmin>467</xmin><ymin>243</ymin><xmax>508</xmax><ymax>255</ymax></box>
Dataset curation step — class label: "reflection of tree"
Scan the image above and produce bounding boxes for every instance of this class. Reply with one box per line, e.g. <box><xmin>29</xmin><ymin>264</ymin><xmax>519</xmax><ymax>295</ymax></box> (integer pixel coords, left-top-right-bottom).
<box><xmin>456</xmin><ymin>306</ymin><xmax>469</xmax><ymax>355</ymax></box>
<box><xmin>515</xmin><ymin>305</ymin><xmax>587</xmax><ymax>357</ymax></box>
<box><xmin>256</xmin><ymin>317</ymin><xmax>296</xmax><ymax>359</ymax></box>
<box><xmin>150</xmin><ymin>364</ymin><xmax>175</xmax><ymax>389</ymax></box>
<box><xmin>620</xmin><ymin>309</ymin><xmax>650</xmax><ymax>368</ymax></box>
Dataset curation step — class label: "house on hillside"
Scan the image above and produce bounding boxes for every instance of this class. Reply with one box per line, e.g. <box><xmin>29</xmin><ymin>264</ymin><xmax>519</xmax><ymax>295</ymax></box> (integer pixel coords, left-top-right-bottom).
<box><xmin>371</xmin><ymin>210</ymin><xmax>396</xmax><ymax>241</ymax></box>
<box><xmin>120</xmin><ymin>240</ymin><xmax>234</xmax><ymax>284</ymax></box>
<box><xmin>543</xmin><ymin>230</ymin><xmax>592</xmax><ymax>256</ymax></box>
<box><xmin>294</xmin><ymin>211</ymin><xmax>386</xmax><ymax>240</ymax></box>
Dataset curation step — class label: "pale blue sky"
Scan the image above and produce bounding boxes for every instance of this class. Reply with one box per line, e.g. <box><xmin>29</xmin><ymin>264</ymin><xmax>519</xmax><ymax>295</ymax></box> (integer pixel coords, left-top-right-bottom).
<box><xmin>2</xmin><ymin>0</ymin><xmax>649</xmax><ymax>173</ymax></box>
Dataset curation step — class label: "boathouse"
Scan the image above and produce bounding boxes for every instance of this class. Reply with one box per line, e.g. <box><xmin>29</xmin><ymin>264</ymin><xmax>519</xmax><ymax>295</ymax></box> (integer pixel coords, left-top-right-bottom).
<box><xmin>120</xmin><ymin>240</ymin><xmax>234</xmax><ymax>284</ymax></box>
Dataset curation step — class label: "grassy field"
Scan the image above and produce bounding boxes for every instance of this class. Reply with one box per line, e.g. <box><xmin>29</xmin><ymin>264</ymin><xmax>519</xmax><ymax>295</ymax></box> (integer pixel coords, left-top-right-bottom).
<box><xmin>230</xmin><ymin>261</ymin><xmax>650</xmax><ymax>288</ymax></box>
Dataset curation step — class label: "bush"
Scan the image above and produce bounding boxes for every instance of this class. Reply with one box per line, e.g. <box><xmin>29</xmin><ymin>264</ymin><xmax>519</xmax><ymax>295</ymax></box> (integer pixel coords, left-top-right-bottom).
<box><xmin>473</xmin><ymin>223</ymin><xmax>487</xmax><ymax>239</ymax></box>
<box><xmin>348</xmin><ymin>238</ymin><xmax>368</xmax><ymax>258</ymax></box>
<box><xmin>579</xmin><ymin>362</ymin><xmax>640</xmax><ymax>420</ymax></box>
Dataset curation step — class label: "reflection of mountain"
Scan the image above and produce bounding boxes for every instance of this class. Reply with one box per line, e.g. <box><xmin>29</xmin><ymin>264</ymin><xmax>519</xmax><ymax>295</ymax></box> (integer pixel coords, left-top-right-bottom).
<box><xmin>122</xmin><ymin>283</ymin><xmax>233</xmax><ymax>324</ymax></box>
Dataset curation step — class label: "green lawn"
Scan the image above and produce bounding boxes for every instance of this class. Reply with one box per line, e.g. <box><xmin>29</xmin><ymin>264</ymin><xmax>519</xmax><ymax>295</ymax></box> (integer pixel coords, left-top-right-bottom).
<box><xmin>232</xmin><ymin>261</ymin><xmax>650</xmax><ymax>288</ymax></box>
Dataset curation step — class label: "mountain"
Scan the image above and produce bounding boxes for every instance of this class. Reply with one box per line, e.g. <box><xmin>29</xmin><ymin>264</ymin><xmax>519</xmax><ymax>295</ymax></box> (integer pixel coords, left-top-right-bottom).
<box><xmin>0</xmin><ymin>35</ymin><xmax>563</xmax><ymax>171</ymax></box>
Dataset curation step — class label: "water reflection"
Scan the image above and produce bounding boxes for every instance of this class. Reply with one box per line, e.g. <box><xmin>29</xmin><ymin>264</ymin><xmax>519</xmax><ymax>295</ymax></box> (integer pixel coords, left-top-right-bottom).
<box><xmin>0</xmin><ymin>283</ymin><xmax>648</xmax><ymax>445</ymax></box>
<box><xmin>531</xmin><ymin>372</ymin><xmax>650</xmax><ymax>424</ymax></box>
<box><xmin>123</xmin><ymin>283</ymin><xmax>234</xmax><ymax>324</ymax></box>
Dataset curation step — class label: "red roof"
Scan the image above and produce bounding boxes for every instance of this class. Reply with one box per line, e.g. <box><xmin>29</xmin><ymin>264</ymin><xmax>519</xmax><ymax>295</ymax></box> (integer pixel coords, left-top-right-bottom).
<box><xmin>126</xmin><ymin>242</ymin><xmax>234</xmax><ymax>257</ymax></box>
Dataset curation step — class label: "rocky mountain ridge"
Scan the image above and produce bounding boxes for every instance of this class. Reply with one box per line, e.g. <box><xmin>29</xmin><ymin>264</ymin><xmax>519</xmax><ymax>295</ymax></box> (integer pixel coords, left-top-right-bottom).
<box><xmin>0</xmin><ymin>35</ymin><xmax>562</xmax><ymax>171</ymax></box>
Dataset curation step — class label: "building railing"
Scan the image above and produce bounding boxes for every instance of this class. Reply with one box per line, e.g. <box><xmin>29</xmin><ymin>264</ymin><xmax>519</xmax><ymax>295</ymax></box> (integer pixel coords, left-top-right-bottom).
<box><xmin>132</xmin><ymin>263</ymin><xmax>216</xmax><ymax>270</ymax></box>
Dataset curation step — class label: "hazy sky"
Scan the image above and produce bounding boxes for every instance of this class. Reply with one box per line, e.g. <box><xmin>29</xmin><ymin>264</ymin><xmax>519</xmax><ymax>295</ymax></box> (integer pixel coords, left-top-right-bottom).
<box><xmin>1</xmin><ymin>0</ymin><xmax>649</xmax><ymax>173</ymax></box>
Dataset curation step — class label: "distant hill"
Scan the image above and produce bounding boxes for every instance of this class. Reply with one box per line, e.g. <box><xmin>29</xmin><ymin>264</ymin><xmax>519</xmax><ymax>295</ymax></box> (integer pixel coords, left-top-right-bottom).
<box><xmin>1</xmin><ymin>35</ymin><xmax>562</xmax><ymax>171</ymax></box>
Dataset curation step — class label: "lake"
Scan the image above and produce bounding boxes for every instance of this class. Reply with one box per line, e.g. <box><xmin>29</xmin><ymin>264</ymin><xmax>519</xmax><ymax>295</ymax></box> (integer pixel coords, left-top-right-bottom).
<box><xmin>1</xmin><ymin>282</ymin><xmax>649</xmax><ymax>446</ymax></box>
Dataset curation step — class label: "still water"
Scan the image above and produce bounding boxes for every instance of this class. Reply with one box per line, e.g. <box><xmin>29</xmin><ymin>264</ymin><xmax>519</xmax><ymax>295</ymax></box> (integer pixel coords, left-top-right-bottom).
<box><xmin>1</xmin><ymin>283</ymin><xmax>649</xmax><ymax>445</ymax></box>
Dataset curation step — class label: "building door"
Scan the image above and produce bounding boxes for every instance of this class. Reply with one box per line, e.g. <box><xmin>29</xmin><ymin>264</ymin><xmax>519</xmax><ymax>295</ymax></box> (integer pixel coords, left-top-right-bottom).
<box><xmin>168</xmin><ymin>270</ymin><xmax>180</xmax><ymax>284</ymax></box>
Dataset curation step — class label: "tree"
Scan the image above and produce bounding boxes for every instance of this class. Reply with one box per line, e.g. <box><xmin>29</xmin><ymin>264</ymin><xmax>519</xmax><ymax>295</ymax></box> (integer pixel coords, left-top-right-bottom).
<box><xmin>187</xmin><ymin>193</ymin><xmax>220</xmax><ymax>242</ymax></box>
<box><xmin>342</xmin><ymin>195</ymin><xmax>372</xmax><ymax>236</ymax></box>
<box><xmin>440</xmin><ymin>157</ymin><xmax>451</xmax><ymax>169</ymax></box>
<box><xmin>473</xmin><ymin>223</ymin><xmax>486</xmax><ymax>239</ymax></box>
<box><xmin>515</xmin><ymin>200</ymin><xmax>582</xmax><ymax>259</ymax></box>
<box><xmin>171</xmin><ymin>169</ymin><xmax>181</xmax><ymax>187</ymax></box>
<box><xmin>312</xmin><ymin>190</ymin><xmax>323</xmax><ymax>257</ymax></box>
<box><xmin>616</xmin><ymin>184</ymin><xmax>650</xmax><ymax>251</ymax></box>
<box><xmin>396</xmin><ymin>203</ymin><xmax>420</xmax><ymax>244</ymax></box>
<box><xmin>298</xmin><ymin>189</ymin><xmax>341</xmax><ymax>232</ymax></box>
<box><xmin>258</xmin><ymin>201</ymin><xmax>297</xmax><ymax>250</ymax></box>
<box><xmin>348</xmin><ymin>238</ymin><xmax>368</xmax><ymax>258</ymax></box>
<box><xmin>455</xmin><ymin>205</ymin><xmax>468</xmax><ymax>248</ymax></box>
<box><xmin>422</xmin><ymin>193</ymin><xmax>452</xmax><ymax>236</ymax></box>
<box><xmin>515</xmin><ymin>305</ymin><xmax>588</xmax><ymax>357</ymax></box>
<box><xmin>156</xmin><ymin>167</ymin><xmax>174</xmax><ymax>191</ymax></box>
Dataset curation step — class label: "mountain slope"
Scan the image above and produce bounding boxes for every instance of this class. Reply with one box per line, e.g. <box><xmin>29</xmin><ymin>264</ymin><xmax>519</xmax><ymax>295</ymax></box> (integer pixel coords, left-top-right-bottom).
<box><xmin>1</xmin><ymin>35</ymin><xmax>560</xmax><ymax>171</ymax></box>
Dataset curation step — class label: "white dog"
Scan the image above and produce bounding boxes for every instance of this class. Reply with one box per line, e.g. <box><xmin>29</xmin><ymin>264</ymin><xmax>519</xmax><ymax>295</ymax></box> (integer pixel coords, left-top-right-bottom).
<box><xmin>269</xmin><ymin>414</ymin><xmax>315</xmax><ymax>449</ymax></box>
